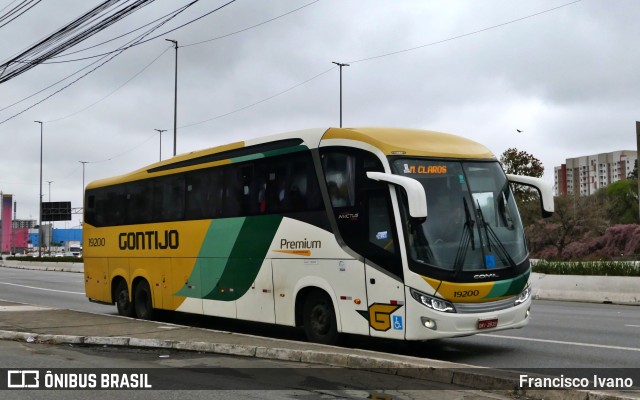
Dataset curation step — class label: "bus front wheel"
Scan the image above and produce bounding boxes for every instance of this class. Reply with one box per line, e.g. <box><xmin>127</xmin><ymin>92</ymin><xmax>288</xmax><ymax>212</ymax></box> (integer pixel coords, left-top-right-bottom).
<box><xmin>115</xmin><ymin>280</ymin><xmax>135</xmax><ymax>318</ymax></box>
<box><xmin>134</xmin><ymin>280</ymin><xmax>155</xmax><ymax>320</ymax></box>
<box><xmin>303</xmin><ymin>291</ymin><xmax>338</xmax><ymax>345</ymax></box>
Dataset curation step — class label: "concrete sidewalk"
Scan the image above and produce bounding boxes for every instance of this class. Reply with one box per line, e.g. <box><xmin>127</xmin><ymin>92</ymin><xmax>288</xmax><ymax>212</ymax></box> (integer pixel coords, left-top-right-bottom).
<box><xmin>0</xmin><ymin>300</ymin><xmax>638</xmax><ymax>399</ymax></box>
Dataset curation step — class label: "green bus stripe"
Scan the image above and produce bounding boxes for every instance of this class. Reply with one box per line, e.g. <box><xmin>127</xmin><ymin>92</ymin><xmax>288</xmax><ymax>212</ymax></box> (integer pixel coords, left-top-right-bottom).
<box><xmin>484</xmin><ymin>271</ymin><xmax>529</xmax><ymax>299</ymax></box>
<box><xmin>229</xmin><ymin>145</ymin><xmax>307</xmax><ymax>164</ymax></box>
<box><xmin>174</xmin><ymin>218</ymin><xmax>245</xmax><ymax>298</ymax></box>
<box><xmin>204</xmin><ymin>214</ymin><xmax>283</xmax><ymax>301</ymax></box>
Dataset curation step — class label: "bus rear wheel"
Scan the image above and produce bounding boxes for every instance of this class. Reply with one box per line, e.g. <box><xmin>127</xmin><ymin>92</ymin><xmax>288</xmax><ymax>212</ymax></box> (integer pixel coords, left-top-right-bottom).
<box><xmin>303</xmin><ymin>291</ymin><xmax>338</xmax><ymax>345</ymax></box>
<box><xmin>134</xmin><ymin>280</ymin><xmax>155</xmax><ymax>320</ymax></box>
<box><xmin>115</xmin><ymin>280</ymin><xmax>135</xmax><ymax>318</ymax></box>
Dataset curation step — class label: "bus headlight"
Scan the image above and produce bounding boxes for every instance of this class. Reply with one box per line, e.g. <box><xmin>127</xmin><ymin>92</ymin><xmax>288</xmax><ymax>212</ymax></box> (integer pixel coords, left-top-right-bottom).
<box><xmin>410</xmin><ymin>288</ymin><xmax>456</xmax><ymax>313</ymax></box>
<box><xmin>515</xmin><ymin>286</ymin><xmax>532</xmax><ymax>306</ymax></box>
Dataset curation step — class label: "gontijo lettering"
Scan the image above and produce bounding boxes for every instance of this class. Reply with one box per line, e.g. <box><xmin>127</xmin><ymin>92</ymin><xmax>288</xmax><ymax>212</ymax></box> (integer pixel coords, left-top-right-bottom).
<box><xmin>118</xmin><ymin>230</ymin><xmax>179</xmax><ymax>250</ymax></box>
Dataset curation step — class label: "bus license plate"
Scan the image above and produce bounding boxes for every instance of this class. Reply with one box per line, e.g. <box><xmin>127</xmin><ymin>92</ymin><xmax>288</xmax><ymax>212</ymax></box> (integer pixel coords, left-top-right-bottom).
<box><xmin>478</xmin><ymin>318</ymin><xmax>498</xmax><ymax>329</ymax></box>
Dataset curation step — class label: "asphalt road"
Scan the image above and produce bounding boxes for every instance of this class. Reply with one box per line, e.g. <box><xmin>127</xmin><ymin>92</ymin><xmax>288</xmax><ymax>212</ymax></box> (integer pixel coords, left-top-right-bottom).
<box><xmin>1</xmin><ymin>340</ymin><xmax>517</xmax><ymax>400</ymax></box>
<box><xmin>0</xmin><ymin>267</ymin><xmax>638</xmax><ymax>371</ymax></box>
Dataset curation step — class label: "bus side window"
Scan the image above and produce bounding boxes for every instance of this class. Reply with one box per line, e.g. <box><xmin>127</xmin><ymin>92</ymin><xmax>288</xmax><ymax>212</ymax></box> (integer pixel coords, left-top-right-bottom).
<box><xmin>322</xmin><ymin>153</ymin><xmax>355</xmax><ymax>208</ymax></box>
<box><xmin>321</xmin><ymin>148</ymin><xmax>402</xmax><ymax>277</ymax></box>
<box><xmin>153</xmin><ymin>175</ymin><xmax>185</xmax><ymax>222</ymax></box>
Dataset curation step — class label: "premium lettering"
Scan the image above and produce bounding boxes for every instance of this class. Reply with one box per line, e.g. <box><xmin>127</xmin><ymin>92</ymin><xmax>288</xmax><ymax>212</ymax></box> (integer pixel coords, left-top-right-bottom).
<box><xmin>280</xmin><ymin>238</ymin><xmax>321</xmax><ymax>250</ymax></box>
<box><xmin>118</xmin><ymin>230</ymin><xmax>179</xmax><ymax>250</ymax></box>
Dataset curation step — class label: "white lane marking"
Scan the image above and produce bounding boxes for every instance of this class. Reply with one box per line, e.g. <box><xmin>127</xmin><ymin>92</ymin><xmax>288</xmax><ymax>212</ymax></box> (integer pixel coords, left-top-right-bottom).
<box><xmin>0</xmin><ymin>281</ymin><xmax>84</xmax><ymax>295</ymax></box>
<box><xmin>0</xmin><ymin>305</ymin><xmax>51</xmax><ymax>312</ymax></box>
<box><xmin>480</xmin><ymin>333</ymin><xmax>640</xmax><ymax>352</ymax></box>
<box><xmin>625</xmin><ymin>324</ymin><xmax>640</xmax><ymax>328</ymax></box>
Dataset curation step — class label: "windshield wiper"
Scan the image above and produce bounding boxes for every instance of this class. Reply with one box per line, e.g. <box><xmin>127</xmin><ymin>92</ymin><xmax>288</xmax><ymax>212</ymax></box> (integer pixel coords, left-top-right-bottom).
<box><xmin>475</xmin><ymin>200</ymin><xmax>516</xmax><ymax>268</ymax></box>
<box><xmin>453</xmin><ymin>197</ymin><xmax>475</xmax><ymax>274</ymax></box>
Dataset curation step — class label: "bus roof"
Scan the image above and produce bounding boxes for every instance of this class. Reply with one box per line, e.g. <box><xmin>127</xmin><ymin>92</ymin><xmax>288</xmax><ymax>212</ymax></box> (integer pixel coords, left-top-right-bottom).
<box><xmin>86</xmin><ymin>127</ymin><xmax>495</xmax><ymax>189</ymax></box>
<box><xmin>323</xmin><ymin>127</ymin><xmax>495</xmax><ymax>159</ymax></box>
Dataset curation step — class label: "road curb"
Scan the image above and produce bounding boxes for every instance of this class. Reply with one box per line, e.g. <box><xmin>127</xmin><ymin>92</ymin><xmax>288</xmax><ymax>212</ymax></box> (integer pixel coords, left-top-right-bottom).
<box><xmin>0</xmin><ymin>329</ymin><xmax>636</xmax><ymax>399</ymax></box>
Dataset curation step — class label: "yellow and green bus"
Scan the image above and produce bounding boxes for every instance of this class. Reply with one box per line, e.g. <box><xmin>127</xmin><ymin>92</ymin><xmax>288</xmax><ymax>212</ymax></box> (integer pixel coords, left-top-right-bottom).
<box><xmin>83</xmin><ymin>127</ymin><xmax>553</xmax><ymax>344</ymax></box>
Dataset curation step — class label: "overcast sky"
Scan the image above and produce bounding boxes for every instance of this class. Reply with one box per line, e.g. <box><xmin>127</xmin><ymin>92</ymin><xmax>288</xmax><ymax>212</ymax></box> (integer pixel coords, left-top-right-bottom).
<box><xmin>0</xmin><ymin>0</ymin><xmax>638</xmax><ymax>227</ymax></box>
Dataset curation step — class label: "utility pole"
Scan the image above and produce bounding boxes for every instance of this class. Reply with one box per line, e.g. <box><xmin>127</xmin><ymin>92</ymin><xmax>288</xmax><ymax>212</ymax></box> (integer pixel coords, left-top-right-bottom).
<box><xmin>331</xmin><ymin>61</ymin><xmax>349</xmax><ymax>128</ymax></box>
<box><xmin>166</xmin><ymin>39</ymin><xmax>178</xmax><ymax>156</ymax></box>
<box><xmin>79</xmin><ymin>161</ymin><xmax>88</xmax><ymax>225</ymax></box>
<box><xmin>154</xmin><ymin>129</ymin><xmax>166</xmax><ymax>161</ymax></box>
<box><xmin>35</xmin><ymin>121</ymin><xmax>43</xmax><ymax>257</ymax></box>
<box><xmin>46</xmin><ymin>180</ymin><xmax>53</xmax><ymax>254</ymax></box>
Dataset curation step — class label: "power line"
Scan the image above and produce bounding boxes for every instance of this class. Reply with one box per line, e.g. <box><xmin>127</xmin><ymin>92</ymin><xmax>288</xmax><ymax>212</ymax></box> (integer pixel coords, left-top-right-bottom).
<box><xmin>0</xmin><ymin>0</ymin><xmax>190</xmax><ymax>125</ymax></box>
<box><xmin>178</xmin><ymin>66</ymin><xmax>336</xmax><ymax>130</ymax></box>
<box><xmin>182</xmin><ymin>0</ymin><xmax>320</xmax><ymax>48</ymax></box>
<box><xmin>347</xmin><ymin>0</ymin><xmax>583</xmax><ymax>64</ymax></box>
<box><xmin>0</xmin><ymin>0</ymin><xmax>158</xmax><ymax>84</ymax></box>
<box><xmin>46</xmin><ymin>2</ymin><xmax>195</xmax><ymax>60</ymax></box>
<box><xmin>2</xmin><ymin>0</ymin><xmax>316</xmax><ymax>122</ymax></box>
<box><xmin>0</xmin><ymin>0</ymin><xmax>41</xmax><ymax>30</ymax></box>
<box><xmin>33</xmin><ymin>0</ymin><xmax>237</xmax><ymax>65</ymax></box>
<box><xmin>173</xmin><ymin>0</ymin><xmax>582</xmax><ymax>132</ymax></box>
<box><xmin>44</xmin><ymin>46</ymin><xmax>172</xmax><ymax>123</ymax></box>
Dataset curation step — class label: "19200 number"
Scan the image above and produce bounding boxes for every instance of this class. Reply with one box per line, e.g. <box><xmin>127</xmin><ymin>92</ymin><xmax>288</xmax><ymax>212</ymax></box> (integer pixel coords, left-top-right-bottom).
<box><xmin>453</xmin><ymin>290</ymin><xmax>480</xmax><ymax>298</ymax></box>
<box><xmin>88</xmin><ymin>237</ymin><xmax>105</xmax><ymax>247</ymax></box>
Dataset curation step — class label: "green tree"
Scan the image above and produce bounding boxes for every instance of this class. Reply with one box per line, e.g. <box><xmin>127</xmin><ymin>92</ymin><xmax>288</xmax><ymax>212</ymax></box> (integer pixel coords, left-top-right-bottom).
<box><xmin>605</xmin><ymin>179</ymin><xmax>639</xmax><ymax>224</ymax></box>
<box><xmin>499</xmin><ymin>147</ymin><xmax>544</xmax><ymax>225</ymax></box>
<box><xmin>500</xmin><ymin>148</ymin><xmax>544</xmax><ymax>177</ymax></box>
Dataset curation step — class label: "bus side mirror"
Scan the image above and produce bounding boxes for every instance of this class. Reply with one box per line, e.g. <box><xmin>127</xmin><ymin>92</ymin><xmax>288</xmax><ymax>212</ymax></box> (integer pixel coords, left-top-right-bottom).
<box><xmin>366</xmin><ymin>172</ymin><xmax>428</xmax><ymax>219</ymax></box>
<box><xmin>506</xmin><ymin>174</ymin><xmax>555</xmax><ymax>218</ymax></box>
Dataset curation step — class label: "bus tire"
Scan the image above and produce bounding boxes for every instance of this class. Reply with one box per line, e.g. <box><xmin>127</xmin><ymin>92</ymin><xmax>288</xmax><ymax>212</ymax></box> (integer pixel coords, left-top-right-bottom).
<box><xmin>303</xmin><ymin>291</ymin><xmax>338</xmax><ymax>345</ymax></box>
<box><xmin>133</xmin><ymin>280</ymin><xmax>155</xmax><ymax>320</ymax></box>
<box><xmin>114</xmin><ymin>280</ymin><xmax>135</xmax><ymax>318</ymax></box>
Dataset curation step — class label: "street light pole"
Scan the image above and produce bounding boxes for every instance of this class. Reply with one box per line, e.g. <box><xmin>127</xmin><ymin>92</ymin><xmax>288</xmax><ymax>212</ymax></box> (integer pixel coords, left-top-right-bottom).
<box><xmin>166</xmin><ymin>39</ymin><xmax>178</xmax><ymax>156</ymax></box>
<box><xmin>35</xmin><ymin>120</ymin><xmax>43</xmax><ymax>257</ymax></box>
<box><xmin>154</xmin><ymin>129</ymin><xmax>166</xmax><ymax>161</ymax></box>
<box><xmin>332</xmin><ymin>61</ymin><xmax>350</xmax><ymax>128</ymax></box>
<box><xmin>79</xmin><ymin>161</ymin><xmax>88</xmax><ymax>225</ymax></box>
<box><xmin>46</xmin><ymin>181</ymin><xmax>53</xmax><ymax>202</ymax></box>
<box><xmin>46</xmin><ymin>180</ymin><xmax>53</xmax><ymax>253</ymax></box>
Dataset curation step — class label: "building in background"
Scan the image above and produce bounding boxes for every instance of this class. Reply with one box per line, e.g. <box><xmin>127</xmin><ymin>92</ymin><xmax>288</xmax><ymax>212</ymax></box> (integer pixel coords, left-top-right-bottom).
<box><xmin>28</xmin><ymin>228</ymin><xmax>82</xmax><ymax>249</ymax></box>
<box><xmin>1</xmin><ymin>194</ymin><xmax>13</xmax><ymax>253</ymax></box>
<box><xmin>13</xmin><ymin>219</ymin><xmax>37</xmax><ymax>229</ymax></box>
<box><xmin>554</xmin><ymin>150</ymin><xmax>637</xmax><ymax>196</ymax></box>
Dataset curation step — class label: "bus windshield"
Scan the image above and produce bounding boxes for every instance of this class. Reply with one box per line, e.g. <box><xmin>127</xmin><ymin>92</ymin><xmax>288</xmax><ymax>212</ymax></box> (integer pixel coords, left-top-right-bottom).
<box><xmin>392</xmin><ymin>159</ymin><xmax>527</xmax><ymax>273</ymax></box>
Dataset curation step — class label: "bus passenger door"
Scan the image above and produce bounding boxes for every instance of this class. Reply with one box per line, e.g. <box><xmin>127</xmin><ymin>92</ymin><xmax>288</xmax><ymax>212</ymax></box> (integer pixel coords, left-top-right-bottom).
<box><xmin>364</xmin><ymin>189</ymin><xmax>406</xmax><ymax>340</ymax></box>
<box><xmin>320</xmin><ymin>148</ymin><xmax>405</xmax><ymax>339</ymax></box>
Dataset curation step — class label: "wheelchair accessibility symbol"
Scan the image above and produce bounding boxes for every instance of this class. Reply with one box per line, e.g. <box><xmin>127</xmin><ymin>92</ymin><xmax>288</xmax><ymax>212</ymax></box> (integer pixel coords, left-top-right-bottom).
<box><xmin>392</xmin><ymin>315</ymin><xmax>403</xmax><ymax>330</ymax></box>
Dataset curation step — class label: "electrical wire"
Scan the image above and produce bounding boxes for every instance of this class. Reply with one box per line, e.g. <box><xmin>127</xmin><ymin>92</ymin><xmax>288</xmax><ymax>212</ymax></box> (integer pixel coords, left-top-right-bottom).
<box><xmin>46</xmin><ymin>2</ymin><xmax>196</xmax><ymax>60</ymax></box>
<box><xmin>7</xmin><ymin>0</ymin><xmax>316</xmax><ymax>119</ymax></box>
<box><xmin>182</xmin><ymin>0</ymin><xmax>320</xmax><ymax>48</ymax></box>
<box><xmin>45</xmin><ymin>46</ymin><xmax>172</xmax><ymax>123</ymax></box>
<box><xmin>0</xmin><ymin>0</ymin><xmax>190</xmax><ymax>125</ymax></box>
<box><xmin>347</xmin><ymin>0</ymin><xmax>582</xmax><ymax>64</ymax></box>
<box><xmin>177</xmin><ymin>0</ymin><xmax>584</xmax><ymax>131</ymax></box>
<box><xmin>0</xmin><ymin>0</ymin><xmax>157</xmax><ymax>84</ymax></box>
<box><xmin>33</xmin><ymin>0</ymin><xmax>236</xmax><ymax>64</ymax></box>
<box><xmin>0</xmin><ymin>0</ymin><xmax>41</xmax><ymax>30</ymax></box>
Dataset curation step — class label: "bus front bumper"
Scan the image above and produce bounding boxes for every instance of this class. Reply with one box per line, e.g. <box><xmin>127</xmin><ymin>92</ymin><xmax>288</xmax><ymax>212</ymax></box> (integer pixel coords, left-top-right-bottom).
<box><xmin>404</xmin><ymin>290</ymin><xmax>532</xmax><ymax>341</ymax></box>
